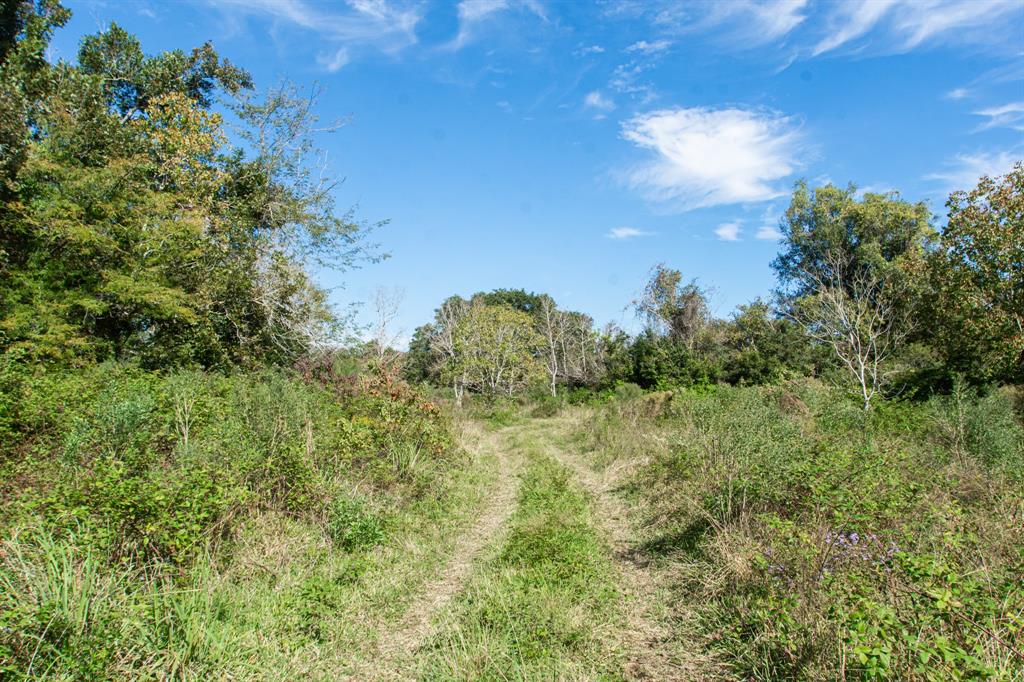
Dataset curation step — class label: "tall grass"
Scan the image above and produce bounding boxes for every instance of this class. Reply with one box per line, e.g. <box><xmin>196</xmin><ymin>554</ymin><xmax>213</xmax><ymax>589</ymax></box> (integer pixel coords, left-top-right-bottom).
<box><xmin>578</xmin><ymin>382</ymin><xmax>1024</xmax><ymax>680</ymax></box>
<box><xmin>0</xmin><ymin>362</ymin><xmax>467</xmax><ymax>680</ymax></box>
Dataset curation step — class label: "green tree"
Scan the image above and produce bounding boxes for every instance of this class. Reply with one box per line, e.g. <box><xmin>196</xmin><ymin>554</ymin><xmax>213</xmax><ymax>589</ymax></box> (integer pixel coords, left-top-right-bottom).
<box><xmin>773</xmin><ymin>181</ymin><xmax>934</xmax><ymax>303</ymax></box>
<box><xmin>0</xmin><ymin>15</ymin><xmax>375</xmax><ymax>369</ymax></box>
<box><xmin>633</xmin><ymin>264</ymin><xmax>710</xmax><ymax>349</ymax></box>
<box><xmin>472</xmin><ymin>288</ymin><xmax>545</xmax><ymax>316</ymax></box>
<box><xmin>450</xmin><ymin>304</ymin><xmax>543</xmax><ymax>398</ymax></box>
<box><xmin>927</xmin><ymin>163</ymin><xmax>1023</xmax><ymax>384</ymax></box>
<box><xmin>723</xmin><ymin>299</ymin><xmax>815</xmax><ymax>385</ymax></box>
<box><xmin>772</xmin><ymin>182</ymin><xmax>933</xmax><ymax>407</ymax></box>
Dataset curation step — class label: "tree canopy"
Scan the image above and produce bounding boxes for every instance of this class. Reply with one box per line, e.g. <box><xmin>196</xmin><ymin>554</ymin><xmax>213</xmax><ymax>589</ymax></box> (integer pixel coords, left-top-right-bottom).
<box><xmin>0</xmin><ymin>4</ymin><xmax>374</xmax><ymax>369</ymax></box>
<box><xmin>926</xmin><ymin>162</ymin><xmax>1023</xmax><ymax>384</ymax></box>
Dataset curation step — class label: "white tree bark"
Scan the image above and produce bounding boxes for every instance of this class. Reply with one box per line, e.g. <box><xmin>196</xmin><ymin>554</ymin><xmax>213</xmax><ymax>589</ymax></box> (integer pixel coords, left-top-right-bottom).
<box><xmin>792</xmin><ymin>251</ymin><xmax>912</xmax><ymax>410</ymax></box>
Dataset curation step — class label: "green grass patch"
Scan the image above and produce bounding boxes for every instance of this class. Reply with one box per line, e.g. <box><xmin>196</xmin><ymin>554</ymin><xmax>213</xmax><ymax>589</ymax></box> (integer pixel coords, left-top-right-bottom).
<box><xmin>420</xmin><ymin>435</ymin><xmax>624</xmax><ymax>681</ymax></box>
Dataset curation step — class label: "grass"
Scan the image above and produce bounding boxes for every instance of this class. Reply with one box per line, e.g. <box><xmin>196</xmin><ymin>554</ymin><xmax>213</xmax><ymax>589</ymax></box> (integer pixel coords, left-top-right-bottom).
<box><xmin>0</xmin><ymin>364</ymin><xmax>496</xmax><ymax>680</ymax></box>
<box><xmin>5</xmin><ymin>367</ymin><xmax>1020</xmax><ymax>680</ymax></box>
<box><xmin>574</xmin><ymin>381</ymin><xmax>1024</xmax><ymax>681</ymax></box>
<box><xmin>420</xmin><ymin>426</ymin><xmax>625</xmax><ymax>681</ymax></box>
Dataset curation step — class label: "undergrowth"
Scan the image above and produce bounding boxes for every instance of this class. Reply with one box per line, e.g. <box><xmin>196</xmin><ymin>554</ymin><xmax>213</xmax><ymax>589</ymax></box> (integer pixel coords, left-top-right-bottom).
<box><xmin>579</xmin><ymin>381</ymin><xmax>1024</xmax><ymax>680</ymax></box>
<box><xmin>0</xmin><ymin>361</ymin><xmax>464</xmax><ymax>679</ymax></box>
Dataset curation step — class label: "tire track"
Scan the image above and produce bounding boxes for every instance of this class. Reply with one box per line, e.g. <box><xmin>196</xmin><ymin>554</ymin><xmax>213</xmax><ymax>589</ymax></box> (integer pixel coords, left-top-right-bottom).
<box><xmin>526</xmin><ymin>413</ymin><xmax>707</xmax><ymax>681</ymax></box>
<box><xmin>368</xmin><ymin>421</ymin><xmax>522</xmax><ymax>680</ymax></box>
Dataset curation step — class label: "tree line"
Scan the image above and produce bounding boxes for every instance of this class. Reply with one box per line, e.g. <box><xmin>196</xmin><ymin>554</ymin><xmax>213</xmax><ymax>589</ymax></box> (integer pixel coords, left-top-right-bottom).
<box><xmin>0</xmin><ymin>2</ymin><xmax>1019</xmax><ymax>409</ymax></box>
<box><xmin>404</xmin><ymin>169</ymin><xmax>1022</xmax><ymax>408</ymax></box>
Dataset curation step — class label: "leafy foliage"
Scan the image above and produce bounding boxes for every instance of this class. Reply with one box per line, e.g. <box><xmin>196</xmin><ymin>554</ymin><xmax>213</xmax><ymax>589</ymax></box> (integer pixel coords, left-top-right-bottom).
<box><xmin>926</xmin><ymin>162</ymin><xmax>1024</xmax><ymax>385</ymax></box>
<box><xmin>0</xmin><ymin>8</ymin><xmax>374</xmax><ymax>369</ymax></box>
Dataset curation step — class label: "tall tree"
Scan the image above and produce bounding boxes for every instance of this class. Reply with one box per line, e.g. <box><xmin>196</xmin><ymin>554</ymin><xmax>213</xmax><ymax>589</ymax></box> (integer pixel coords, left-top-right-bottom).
<box><xmin>537</xmin><ymin>295</ymin><xmax>564</xmax><ymax>397</ymax></box>
<box><xmin>429</xmin><ymin>296</ymin><xmax>470</xmax><ymax>404</ymax></box>
<box><xmin>634</xmin><ymin>264</ymin><xmax>710</xmax><ymax>349</ymax></box>
<box><xmin>926</xmin><ymin>163</ymin><xmax>1023</xmax><ymax>384</ymax></box>
<box><xmin>791</xmin><ymin>250</ymin><xmax>913</xmax><ymax>409</ymax></box>
<box><xmin>773</xmin><ymin>181</ymin><xmax>934</xmax><ymax>304</ymax></box>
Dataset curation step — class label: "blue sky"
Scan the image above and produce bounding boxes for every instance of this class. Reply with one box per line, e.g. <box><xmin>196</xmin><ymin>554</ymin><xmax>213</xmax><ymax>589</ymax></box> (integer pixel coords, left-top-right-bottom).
<box><xmin>56</xmin><ymin>0</ymin><xmax>1024</xmax><ymax>340</ymax></box>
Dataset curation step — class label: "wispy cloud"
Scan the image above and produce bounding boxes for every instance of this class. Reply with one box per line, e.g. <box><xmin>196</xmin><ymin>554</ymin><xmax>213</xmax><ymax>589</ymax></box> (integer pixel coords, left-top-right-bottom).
<box><xmin>576</xmin><ymin>44</ymin><xmax>605</xmax><ymax>56</ymax></box>
<box><xmin>620</xmin><ymin>106</ymin><xmax>804</xmax><ymax>211</ymax></box>
<box><xmin>709</xmin><ymin>0</ymin><xmax>808</xmax><ymax>45</ymax></box>
<box><xmin>608</xmin><ymin>61</ymin><xmax>657</xmax><ymax>103</ymax></box>
<box><xmin>812</xmin><ymin>0</ymin><xmax>1022</xmax><ymax>56</ymax></box>
<box><xmin>607</xmin><ymin>227</ymin><xmax>654</xmax><ymax>240</ymax></box>
<box><xmin>208</xmin><ymin>0</ymin><xmax>421</xmax><ymax>60</ymax></box>
<box><xmin>583</xmin><ymin>90</ymin><xmax>615</xmax><ymax>114</ymax></box>
<box><xmin>927</xmin><ymin>150</ymin><xmax>1020</xmax><ymax>191</ymax></box>
<box><xmin>755</xmin><ymin>205</ymin><xmax>784</xmax><ymax>240</ymax></box>
<box><xmin>317</xmin><ymin>47</ymin><xmax>350</xmax><ymax>72</ymax></box>
<box><xmin>944</xmin><ymin>87</ymin><xmax>970</xmax><ymax>100</ymax></box>
<box><xmin>612</xmin><ymin>0</ymin><xmax>1021</xmax><ymax>60</ymax></box>
<box><xmin>625</xmin><ymin>39</ymin><xmax>672</xmax><ymax>54</ymax></box>
<box><xmin>812</xmin><ymin>0</ymin><xmax>896</xmax><ymax>55</ymax></box>
<box><xmin>973</xmin><ymin>102</ymin><xmax>1024</xmax><ymax>131</ymax></box>
<box><xmin>715</xmin><ymin>221</ymin><xmax>742</xmax><ymax>241</ymax></box>
<box><xmin>450</xmin><ymin>0</ymin><xmax>547</xmax><ymax>49</ymax></box>
<box><xmin>645</xmin><ymin>0</ymin><xmax>808</xmax><ymax>47</ymax></box>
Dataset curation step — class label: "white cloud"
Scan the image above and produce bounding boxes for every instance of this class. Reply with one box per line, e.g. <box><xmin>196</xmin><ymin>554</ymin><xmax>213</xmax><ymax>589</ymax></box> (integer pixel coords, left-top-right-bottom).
<box><xmin>450</xmin><ymin>0</ymin><xmax>506</xmax><ymax>48</ymax></box>
<box><xmin>647</xmin><ymin>0</ymin><xmax>807</xmax><ymax>47</ymax></box>
<box><xmin>617</xmin><ymin>0</ymin><xmax>1020</xmax><ymax>59</ymax></box>
<box><xmin>450</xmin><ymin>0</ymin><xmax>546</xmax><ymax>49</ymax></box>
<box><xmin>945</xmin><ymin>87</ymin><xmax>970</xmax><ymax>100</ymax></box>
<box><xmin>583</xmin><ymin>90</ymin><xmax>615</xmax><ymax>112</ymax></box>
<box><xmin>894</xmin><ymin>0</ymin><xmax>1020</xmax><ymax>50</ymax></box>
<box><xmin>625</xmin><ymin>39</ymin><xmax>672</xmax><ymax>54</ymax></box>
<box><xmin>812</xmin><ymin>0</ymin><xmax>1023</xmax><ymax>56</ymax></box>
<box><xmin>607</xmin><ymin>227</ymin><xmax>654</xmax><ymax>240</ymax></box>
<box><xmin>317</xmin><ymin>47</ymin><xmax>350</xmax><ymax>72</ymax></box>
<box><xmin>756</xmin><ymin>225</ymin><xmax>784</xmax><ymax>240</ymax></box>
<box><xmin>812</xmin><ymin>0</ymin><xmax>897</xmax><ymax>55</ymax></box>
<box><xmin>927</xmin><ymin>150</ymin><xmax>1020</xmax><ymax>190</ymax></box>
<box><xmin>620</xmin><ymin>106</ymin><xmax>804</xmax><ymax>210</ymax></box>
<box><xmin>577</xmin><ymin>44</ymin><xmax>605</xmax><ymax>55</ymax></box>
<box><xmin>458</xmin><ymin>0</ymin><xmax>509</xmax><ymax>22</ymax></box>
<box><xmin>729</xmin><ymin>0</ymin><xmax>808</xmax><ymax>43</ymax></box>
<box><xmin>609</xmin><ymin>61</ymin><xmax>657</xmax><ymax>103</ymax></box>
<box><xmin>208</xmin><ymin>0</ymin><xmax>421</xmax><ymax>54</ymax></box>
<box><xmin>715</xmin><ymin>221</ymin><xmax>742</xmax><ymax>241</ymax></box>
<box><xmin>692</xmin><ymin>0</ymin><xmax>808</xmax><ymax>46</ymax></box>
<box><xmin>973</xmin><ymin>102</ymin><xmax>1024</xmax><ymax>131</ymax></box>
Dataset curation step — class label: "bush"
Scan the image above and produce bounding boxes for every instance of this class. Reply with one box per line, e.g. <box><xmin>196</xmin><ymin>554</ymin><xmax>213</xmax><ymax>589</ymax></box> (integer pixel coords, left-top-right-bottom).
<box><xmin>2</xmin><ymin>361</ymin><xmax>455</xmax><ymax>565</ymax></box>
<box><xmin>326</xmin><ymin>496</ymin><xmax>386</xmax><ymax>551</ymax></box>
<box><xmin>530</xmin><ymin>394</ymin><xmax>565</xmax><ymax>418</ymax></box>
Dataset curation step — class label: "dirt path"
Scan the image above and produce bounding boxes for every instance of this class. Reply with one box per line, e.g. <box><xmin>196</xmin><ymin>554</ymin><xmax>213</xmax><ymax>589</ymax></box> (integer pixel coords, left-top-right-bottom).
<box><xmin>370</xmin><ymin>421</ymin><xmax>522</xmax><ymax>680</ymax></box>
<box><xmin>526</xmin><ymin>413</ymin><xmax>703</xmax><ymax>681</ymax></box>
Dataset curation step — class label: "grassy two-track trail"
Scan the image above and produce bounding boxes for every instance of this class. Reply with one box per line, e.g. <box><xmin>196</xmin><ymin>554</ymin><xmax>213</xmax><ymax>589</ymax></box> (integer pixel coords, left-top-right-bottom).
<box><xmin>368</xmin><ymin>410</ymin><xmax>704</xmax><ymax>681</ymax></box>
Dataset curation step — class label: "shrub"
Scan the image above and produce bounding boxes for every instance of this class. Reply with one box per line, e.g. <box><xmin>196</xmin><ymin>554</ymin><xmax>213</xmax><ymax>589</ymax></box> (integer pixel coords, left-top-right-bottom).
<box><xmin>325</xmin><ymin>496</ymin><xmax>386</xmax><ymax>551</ymax></box>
